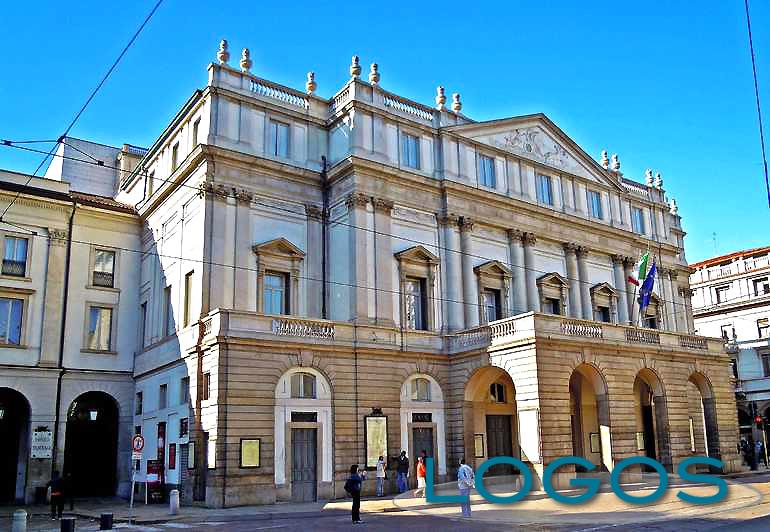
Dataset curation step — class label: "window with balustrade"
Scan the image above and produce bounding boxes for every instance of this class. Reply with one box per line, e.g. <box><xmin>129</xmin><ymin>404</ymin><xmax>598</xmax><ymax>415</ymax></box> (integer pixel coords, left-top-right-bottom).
<box><xmin>396</xmin><ymin>246</ymin><xmax>439</xmax><ymax>332</ymax></box>
<box><xmin>537</xmin><ymin>272</ymin><xmax>569</xmax><ymax>316</ymax></box>
<box><xmin>254</xmin><ymin>238</ymin><xmax>304</xmax><ymax>316</ymax></box>
<box><xmin>475</xmin><ymin>261</ymin><xmax>511</xmax><ymax>323</ymax></box>
<box><xmin>92</xmin><ymin>249</ymin><xmax>116</xmax><ymax>288</ymax></box>
<box><xmin>590</xmin><ymin>282</ymin><xmax>617</xmax><ymax>323</ymax></box>
<box><xmin>3</xmin><ymin>236</ymin><xmax>28</xmax><ymax>277</ymax></box>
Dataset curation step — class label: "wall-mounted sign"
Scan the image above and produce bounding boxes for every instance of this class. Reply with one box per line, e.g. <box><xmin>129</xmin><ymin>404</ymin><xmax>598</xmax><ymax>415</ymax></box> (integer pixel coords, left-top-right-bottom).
<box><xmin>31</xmin><ymin>430</ymin><xmax>53</xmax><ymax>459</ymax></box>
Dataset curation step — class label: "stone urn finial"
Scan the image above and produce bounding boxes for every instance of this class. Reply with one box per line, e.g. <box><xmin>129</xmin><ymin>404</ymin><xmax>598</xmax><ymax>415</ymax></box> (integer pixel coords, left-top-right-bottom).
<box><xmin>240</xmin><ymin>48</ymin><xmax>252</xmax><ymax>73</ymax></box>
<box><xmin>610</xmin><ymin>153</ymin><xmax>620</xmax><ymax>172</ymax></box>
<box><xmin>644</xmin><ymin>169</ymin><xmax>654</xmax><ymax>185</ymax></box>
<box><xmin>217</xmin><ymin>39</ymin><xmax>230</xmax><ymax>65</ymax></box>
<box><xmin>670</xmin><ymin>198</ymin><xmax>678</xmax><ymax>215</ymax></box>
<box><xmin>368</xmin><ymin>63</ymin><xmax>380</xmax><ymax>85</ymax></box>
<box><xmin>654</xmin><ymin>172</ymin><xmax>663</xmax><ymax>189</ymax></box>
<box><xmin>350</xmin><ymin>55</ymin><xmax>361</xmax><ymax>78</ymax></box>
<box><xmin>452</xmin><ymin>92</ymin><xmax>462</xmax><ymax>113</ymax></box>
<box><xmin>435</xmin><ymin>86</ymin><xmax>446</xmax><ymax>110</ymax></box>
<box><xmin>306</xmin><ymin>71</ymin><xmax>317</xmax><ymax>95</ymax></box>
<box><xmin>600</xmin><ymin>150</ymin><xmax>609</xmax><ymax>169</ymax></box>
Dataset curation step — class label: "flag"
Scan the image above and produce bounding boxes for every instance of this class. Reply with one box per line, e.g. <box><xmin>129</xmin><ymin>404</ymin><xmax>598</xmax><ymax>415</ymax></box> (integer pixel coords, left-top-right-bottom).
<box><xmin>628</xmin><ymin>251</ymin><xmax>650</xmax><ymax>286</ymax></box>
<box><xmin>638</xmin><ymin>260</ymin><xmax>657</xmax><ymax>310</ymax></box>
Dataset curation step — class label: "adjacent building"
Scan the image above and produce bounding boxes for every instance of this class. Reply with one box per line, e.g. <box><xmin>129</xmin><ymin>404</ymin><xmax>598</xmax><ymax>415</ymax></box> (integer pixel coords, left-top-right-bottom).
<box><xmin>691</xmin><ymin>246</ymin><xmax>770</xmax><ymax>442</ymax></box>
<box><xmin>1</xmin><ymin>42</ymin><xmax>741</xmax><ymax>506</ymax></box>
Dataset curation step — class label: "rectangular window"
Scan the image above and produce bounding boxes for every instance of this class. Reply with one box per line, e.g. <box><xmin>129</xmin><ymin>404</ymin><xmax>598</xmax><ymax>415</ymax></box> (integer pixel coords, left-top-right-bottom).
<box><xmin>290</xmin><ymin>373</ymin><xmax>316</xmax><ymax>399</ymax></box>
<box><xmin>180</xmin><ymin>376</ymin><xmax>190</xmax><ymax>405</ymax></box>
<box><xmin>753</xmin><ymin>277</ymin><xmax>770</xmax><ymax>296</ymax></box>
<box><xmin>715</xmin><ymin>285</ymin><xmax>730</xmax><ymax>304</ymax></box>
<box><xmin>179</xmin><ymin>418</ymin><xmax>189</xmax><ymax>437</ymax></box>
<box><xmin>3</xmin><ymin>236</ymin><xmax>28</xmax><ymax>276</ymax></box>
<box><xmin>401</xmin><ymin>133</ymin><xmax>420</xmax><ymax>169</ymax></box>
<box><xmin>0</xmin><ymin>297</ymin><xmax>23</xmax><ymax>345</ymax></box>
<box><xmin>135</xmin><ymin>392</ymin><xmax>143</xmax><ymax>415</ymax></box>
<box><xmin>404</xmin><ymin>277</ymin><xmax>427</xmax><ymax>330</ymax></box>
<box><xmin>631</xmin><ymin>207</ymin><xmax>645</xmax><ymax>234</ymax></box>
<box><xmin>264</xmin><ymin>272</ymin><xmax>288</xmax><ymax>315</ymax></box>
<box><xmin>759</xmin><ymin>318</ymin><xmax>769</xmax><ymax>339</ymax></box>
<box><xmin>92</xmin><ymin>249</ymin><xmax>115</xmax><ymax>287</ymax></box>
<box><xmin>536</xmin><ymin>174</ymin><xmax>553</xmax><ymax>205</ymax></box>
<box><xmin>490</xmin><ymin>382</ymin><xmax>506</xmax><ymax>403</ymax></box>
<box><xmin>171</xmin><ymin>142</ymin><xmax>179</xmax><ymax>172</ymax></box>
<box><xmin>545</xmin><ymin>297</ymin><xmax>561</xmax><ymax>315</ymax></box>
<box><xmin>159</xmin><ymin>384</ymin><xmax>168</xmax><ymax>410</ymax></box>
<box><xmin>482</xmin><ymin>289</ymin><xmax>501</xmax><ymax>323</ymax></box>
<box><xmin>139</xmin><ymin>302</ymin><xmax>147</xmax><ymax>347</ymax></box>
<box><xmin>644</xmin><ymin>315</ymin><xmax>658</xmax><ymax>329</ymax></box>
<box><xmin>183</xmin><ymin>271</ymin><xmax>194</xmax><ymax>327</ymax></box>
<box><xmin>87</xmin><ymin>306</ymin><xmax>112</xmax><ymax>351</ymax></box>
<box><xmin>595</xmin><ymin>306</ymin><xmax>611</xmax><ymax>323</ymax></box>
<box><xmin>763</xmin><ymin>355</ymin><xmax>770</xmax><ymax>378</ymax></box>
<box><xmin>202</xmin><ymin>372</ymin><xmax>211</xmax><ymax>401</ymax></box>
<box><xmin>164</xmin><ymin>286</ymin><xmax>174</xmax><ymax>336</ymax></box>
<box><xmin>479</xmin><ymin>155</ymin><xmax>496</xmax><ymax>188</ymax></box>
<box><xmin>720</xmin><ymin>324</ymin><xmax>732</xmax><ymax>340</ymax></box>
<box><xmin>588</xmin><ymin>190</ymin><xmax>603</xmax><ymax>219</ymax></box>
<box><xmin>270</xmin><ymin>120</ymin><xmax>289</xmax><ymax>158</ymax></box>
<box><xmin>192</xmin><ymin>118</ymin><xmax>200</xmax><ymax>148</ymax></box>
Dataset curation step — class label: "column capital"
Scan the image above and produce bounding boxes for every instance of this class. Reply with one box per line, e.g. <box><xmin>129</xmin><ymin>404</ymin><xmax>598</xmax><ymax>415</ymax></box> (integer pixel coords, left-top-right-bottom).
<box><xmin>507</xmin><ymin>228</ymin><xmax>524</xmax><ymax>242</ymax></box>
<box><xmin>611</xmin><ymin>254</ymin><xmax>625</xmax><ymax>265</ymax></box>
<box><xmin>49</xmin><ymin>228</ymin><xmax>68</xmax><ymax>245</ymax></box>
<box><xmin>459</xmin><ymin>217</ymin><xmax>474</xmax><ymax>233</ymax></box>
<box><xmin>235</xmin><ymin>189</ymin><xmax>254</xmax><ymax>204</ymax></box>
<box><xmin>522</xmin><ymin>232</ymin><xmax>537</xmax><ymax>246</ymax></box>
<box><xmin>669</xmin><ymin>269</ymin><xmax>679</xmax><ymax>281</ymax></box>
<box><xmin>305</xmin><ymin>203</ymin><xmax>324</xmax><ymax>221</ymax></box>
<box><xmin>345</xmin><ymin>192</ymin><xmax>370</xmax><ymax>209</ymax></box>
<box><xmin>373</xmin><ymin>198</ymin><xmax>394</xmax><ymax>214</ymax></box>
<box><xmin>563</xmin><ymin>242</ymin><xmax>578</xmax><ymax>254</ymax></box>
<box><xmin>438</xmin><ymin>212</ymin><xmax>460</xmax><ymax>226</ymax></box>
<box><xmin>623</xmin><ymin>256</ymin><xmax>636</xmax><ymax>267</ymax></box>
<box><xmin>575</xmin><ymin>245</ymin><xmax>590</xmax><ymax>258</ymax></box>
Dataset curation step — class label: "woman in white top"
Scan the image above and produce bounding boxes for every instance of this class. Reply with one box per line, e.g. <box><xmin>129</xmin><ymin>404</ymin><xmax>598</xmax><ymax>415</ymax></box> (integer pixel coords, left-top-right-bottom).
<box><xmin>376</xmin><ymin>456</ymin><xmax>386</xmax><ymax>497</ymax></box>
<box><xmin>457</xmin><ymin>458</ymin><xmax>475</xmax><ymax>518</ymax></box>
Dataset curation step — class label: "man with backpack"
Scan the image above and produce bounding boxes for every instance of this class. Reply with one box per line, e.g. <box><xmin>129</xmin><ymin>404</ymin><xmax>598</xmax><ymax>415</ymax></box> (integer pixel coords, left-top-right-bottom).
<box><xmin>344</xmin><ymin>464</ymin><xmax>364</xmax><ymax>525</ymax></box>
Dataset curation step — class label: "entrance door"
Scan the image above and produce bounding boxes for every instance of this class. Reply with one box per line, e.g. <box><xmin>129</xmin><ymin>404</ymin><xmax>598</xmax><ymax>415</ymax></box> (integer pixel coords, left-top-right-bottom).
<box><xmin>486</xmin><ymin>415</ymin><xmax>514</xmax><ymax>476</ymax></box>
<box><xmin>641</xmin><ymin>404</ymin><xmax>656</xmax><ymax>462</ymax></box>
<box><xmin>412</xmin><ymin>427</ymin><xmax>434</xmax><ymax>481</ymax></box>
<box><xmin>291</xmin><ymin>428</ymin><xmax>317</xmax><ymax>502</ymax></box>
<box><xmin>0</xmin><ymin>388</ymin><xmax>29</xmax><ymax>503</ymax></box>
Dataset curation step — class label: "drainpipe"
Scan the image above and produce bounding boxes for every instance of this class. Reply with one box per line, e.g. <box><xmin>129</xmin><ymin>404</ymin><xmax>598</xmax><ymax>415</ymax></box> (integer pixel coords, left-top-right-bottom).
<box><xmin>320</xmin><ymin>156</ymin><xmax>329</xmax><ymax>320</ymax></box>
<box><xmin>51</xmin><ymin>199</ymin><xmax>77</xmax><ymax>477</ymax></box>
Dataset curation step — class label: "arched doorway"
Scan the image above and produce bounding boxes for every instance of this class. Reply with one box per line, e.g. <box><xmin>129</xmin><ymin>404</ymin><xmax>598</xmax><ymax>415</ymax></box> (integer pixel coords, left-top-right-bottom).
<box><xmin>464</xmin><ymin>367</ymin><xmax>517</xmax><ymax>475</ymax></box>
<box><xmin>687</xmin><ymin>373</ymin><xmax>721</xmax><ymax>461</ymax></box>
<box><xmin>633</xmin><ymin>369</ymin><xmax>672</xmax><ymax>471</ymax></box>
<box><xmin>64</xmin><ymin>391</ymin><xmax>119</xmax><ymax>496</ymax></box>
<box><xmin>0</xmin><ymin>388</ymin><xmax>30</xmax><ymax>503</ymax></box>
<box><xmin>400</xmin><ymin>374</ymin><xmax>446</xmax><ymax>483</ymax></box>
<box><xmin>569</xmin><ymin>364</ymin><xmax>612</xmax><ymax>471</ymax></box>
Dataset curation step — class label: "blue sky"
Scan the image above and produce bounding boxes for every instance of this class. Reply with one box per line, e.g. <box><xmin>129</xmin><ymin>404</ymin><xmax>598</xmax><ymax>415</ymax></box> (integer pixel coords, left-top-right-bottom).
<box><xmin>0</xmin><ymin>1</ymin><xmax>767</xmax><ymax>263</ymax></box>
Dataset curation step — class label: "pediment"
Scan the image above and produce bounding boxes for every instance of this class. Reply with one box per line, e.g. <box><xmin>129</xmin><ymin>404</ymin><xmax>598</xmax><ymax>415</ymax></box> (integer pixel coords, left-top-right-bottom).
<box><xmin>537</xmin><ymin>271</ymin><xmax>568</xmax><ymax>287</ymax></box>
<box><xmin>252</xmin><ymin>237</ymin><xmax>305</xmax><ymax>258</ymax></box>
<box><xmin>395</xmin><ymin>245</ymin><xmax>439</xmax><ymax>265</ymax></box>
<box><xmin>473</xmin><ymin>260</ymin><xmax>512</xmax><ymax>278</ymax></box>
<box><xmin>591</xmin><ymin>282</ymin><xmax>618</xmax><ymax>297</ymax></box>
<box><xmin>447</xmin><ymin>114</ymin><xmax>625</xmax><ymax>192</ymax></box>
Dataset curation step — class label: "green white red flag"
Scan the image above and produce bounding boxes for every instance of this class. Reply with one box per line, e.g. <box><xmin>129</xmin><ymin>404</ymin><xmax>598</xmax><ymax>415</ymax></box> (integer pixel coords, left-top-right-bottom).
<box><xmin>628</xmin><ymin>251</ymin><xmax>650</xmax><ymax>287</ymax></box>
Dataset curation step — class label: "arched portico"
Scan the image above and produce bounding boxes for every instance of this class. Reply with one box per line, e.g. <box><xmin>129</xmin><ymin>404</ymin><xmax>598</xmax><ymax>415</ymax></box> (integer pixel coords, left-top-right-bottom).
<box><xmin>0</xmin><ymin>387</ymin><xmax>30</xmax><ymax>503</ymax></box>
<box><xmin>569</xmin><ymin>364</ymin><xmax>613</xmax><ymax>471</ymax></box>
<box><xmin>687</xmin><ymin>372</ymin><xmax>721</xmax><ymax>461</ymax></box>
<box><xmin>633</xmin><ymin>368</ymin><xmax>672</xmax><ymax>471</ymax></box>
<box><xmin>400</xmin><ymin>374</ymin><xmax>446</xmax><ymax>479</ymax></box>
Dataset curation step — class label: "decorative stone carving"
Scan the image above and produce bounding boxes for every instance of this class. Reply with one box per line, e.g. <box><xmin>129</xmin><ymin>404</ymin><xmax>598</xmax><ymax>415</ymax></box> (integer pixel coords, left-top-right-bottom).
<box><xmin>670</xmin><ymin>198</ymin><xmax>678</xmax><ymax>215</ymax></box>
<box><xmin>49</xmin><ymin>228</ymin><xmax>68</xmax><ymax>242</ymax></box>
<box><xmin>563</xmin><ymin>242</ymin><xmax>578</xmax><ymax>254</ymax></box>
<box><xmin>240</xmin><ymin>48</ymin><xmax>252</xmax><ymax>72</ymax></box>
<box><xmin>600</xmin><ymin>150</ymin><xmax>609</xmax><ymax>169</ymax></box>
<box><xmin>458</xmin><ymin>216</ymin><xmax>473</xmax><ymax>233</ymax></box>
<box><xmin>623</xmin><ymin>255</ymin><xmax>636</xmax><ymax>267</ymax></box>
<box><xmin>373</xmin><ymin>198</ymin><xmax>393</xmax><ymax>213</ymax></box>
<box><xmin>507</xmin><ymin>228</ymin><xmax>524</xmax><ymax>241</ymax></box>
<box><xmin>350</xmin><ymin>55</ymin><xmax>361</xmax><ymax>78</ymax></box>
<box><xmin>654</xmin><ymin>172</ymin><xmax>663</xmax><ymax>189</ymax></box>
<box><xmin>499</xmin><ymin>127</ymin><xmax>582</xmax><ymax>175</ymax></box>
<box><xmin>645</xmin><ymin>169</ymin><xmax>654</xmax><ymax>185</ymax></box>
<box><xmin>305</xmin><ymin>204</ymin><xmax>324</xmax><ymax>220</ymax></box>
<box><xmin>235</xmin><ymin>189</ymin><xmax>253</xmax><ymax>203</ymax></box>
<box><xmin>610</xmin><ymin>153</ymin><xmax>621</xmax><ymax>172</ymax></box>
<box><xmin>217</xmin><ymin>39</ymin><xmax>230</xmax><ymax>65</ymax></box>
<box><xmin>368</xmin><ymin>63</ymin><xmax>380</xmax><ymax>85</ymax></box>
<box><xmin>575</xmin><ymin>245</ymin><xmax>589</xmax><ymax>258</ymax></box>
<box><xmin>437</xmin><ymin>212</ymin><xmax>460</xmax><ymax>226</ymax></box>
<box><xmin>611</xmin><ymin>254</ymin><xmax>625</xmax><ymax>265</ymax></box>
<box><xmin>435</xmin><ymin>86</ymin><xmax>446</xmax><ymax>110</ymax></box>
<box><xmin>451</xmin><ymin>93</ymin><xmax>462</xmax><ymax>113</ymax></box>
<box><xmin>345</xmin><ymin>192</ymin><xmax>369</xmax><ymax>209</ymax></box>
<box><xmin>306</xmin><ymin>72</ymin><xmax>317</xmax><ymax>95</ymax></box>
<box><xmin>522</xmin><ymin>232</ymin><xmax>537</xmax><ymax>246</ymax></box>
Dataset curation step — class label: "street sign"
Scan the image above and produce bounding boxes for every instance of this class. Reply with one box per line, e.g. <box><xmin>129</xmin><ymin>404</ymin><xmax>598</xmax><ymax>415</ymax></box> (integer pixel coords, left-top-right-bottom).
<box><xmin>31</xmin><ymin>429</ymin><xmax>53</xmax><ymax>459</ymax></box>
<box><xmin>132</xmin><ymin>434</ymin><xmax>145</xmax><ymax>452</ymax></box>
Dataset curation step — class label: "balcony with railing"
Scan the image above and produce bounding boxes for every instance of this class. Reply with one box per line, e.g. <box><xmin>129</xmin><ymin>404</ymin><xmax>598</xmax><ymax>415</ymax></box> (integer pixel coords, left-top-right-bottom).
<box><xmin>1</xmin><ymin>259</ymin><xmax>25</xmax><ymax>277</ymax></box>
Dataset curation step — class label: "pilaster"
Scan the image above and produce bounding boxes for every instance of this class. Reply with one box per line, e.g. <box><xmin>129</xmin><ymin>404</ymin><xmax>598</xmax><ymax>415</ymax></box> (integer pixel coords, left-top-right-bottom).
<box><xmin>522</xmin><ymin>232</ymin><xmax>540</xmax><ymax>312</ymax></box>
<box><xmin>576</xmin><ymin>246</ymin><xmax>592</xmax><ymax>320</ymax></box>
<box><xmin>39</xmin><ymin>228</ymin><xmax>68</xmax><ymax>367</ymax></box>
<box><xmin>440</xmin><ymin>213</ymin><xmax>464</xmax><ymax>331</ymax></box>
<box><xmin>305</xmin><ymin>204</ymin><xmax>324</xmax><ymax>318</ymax></box>
<box><xmin>459</xmin><ymin>217</ymin><xmax>479</xmax><ymax>328</ymax></box>
<box><xmin>233</xmin><ymin>190</ymin><xmax>254</xmax><ymax>311</ymax></box>
<box><xmin>347</xmin><ymin>192</ymin><xmax>370</xmax><ymax>322</ymax></box>
<box><xmin>373</xmin><ymin>198</ymin><xmax>395</xmax><ymax>326</ymax></box>
<box><xmin>563</xmin><ymin>243</ymin><xmax>581</xmax><ymax>318</ymax></box>
<box><xmin>508</xmin><ymin>229</ymin><xmax>527</xmax><ymax>316</ymax></box>
<box><xmin>611</xmin><ymin>255</ymin><xmax>630</xmax><ymax>324</ymax></box>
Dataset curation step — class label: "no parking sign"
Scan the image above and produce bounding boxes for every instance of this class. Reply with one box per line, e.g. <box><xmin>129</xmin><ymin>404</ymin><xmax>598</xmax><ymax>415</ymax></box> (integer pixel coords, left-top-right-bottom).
<box><xmin>132</xmin><ymin>434</ymin><xmax>144</xmax><ymax>461</ymax></box>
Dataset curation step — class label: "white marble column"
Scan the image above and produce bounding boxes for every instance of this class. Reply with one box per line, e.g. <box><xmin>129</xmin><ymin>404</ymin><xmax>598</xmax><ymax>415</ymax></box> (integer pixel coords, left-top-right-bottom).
<box><xmin>460</xmin><ymin>217</ymin><xmax>479</xmax><ymax>328</ymax></box>
<box><xmin>508</xmin><ymin>229</ymin><xmax>527</xmax><ymax>315</ymax></box>
<box><xmin>441</xmin><ymin>214</ymin><xmax>464</xmax><ymax>331</ymax></box>
<box><xmin>347</xmin><ymin>192</ymin><xmax>370</xmax><ymax>322</ymax></box>
<box><xmin>523</xmin><ymin>232</ymin><xmax>540</xmax><ymax>312</ymax></box>
<box><xmin>611</xmin><ymin>254</ymin><xmax>630</xmax><ymax>324</ymax></box>
<box><xmin>563</xmin><ymin>243</ymin><xmax>581</xmax><ymax>318</ymax></box>
<box><xmin>40</xmin><ymin>228</ymin><xmax>68</xmax><ymax>367</ymax></box>
<box><xmin>305</xmin><ymin>204</ymin><xmax>324</xmax><ymax>318</ymax></box>
<box><xmin>576</xmin><ymin>246</ymin><xmax>592</xmax><ymax>320</ymax></box>
<box><xmin>662</xmin><ymin>267</ymin><xmax>677</xmax><ymax>332</ymax></box>
<box><xmin>669</xmin><ymin>271</ymin><xmax>683</xmax><ymax>332</ymax></box>
<box><xmin>373</xmin><ymin>198</ymin><xmax>395</xmax><ymax>326</ymax></box>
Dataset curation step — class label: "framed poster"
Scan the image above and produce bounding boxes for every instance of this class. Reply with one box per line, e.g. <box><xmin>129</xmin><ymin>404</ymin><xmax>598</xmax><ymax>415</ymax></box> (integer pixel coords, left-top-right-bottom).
<box><xmin>240</xmin><ymin>439</ymin><xmax>261</xmax><ymax>468</ymax></box>
<box><xmin>589</xmin><ymin>433</ymin><xmax>600</xmax><ymax>454</ymax></box>
<box><xmin>635</xmin><ymin>432</ymin><xmax>646</xmax><ymax>451</ymax></box>
<box><xmin>474</xmin><ymin>434</ymin><xmax>485</xmax><ymax>458</ymax></box>
<box><xmin>187</xmin><ymin>442</ymin><xmax>196</xmax><ymax>470</ymax></box>
<box><xmin>364</xmin><ymin>415</ymin><xmax>388</xmax><ymax>468</ymax></box>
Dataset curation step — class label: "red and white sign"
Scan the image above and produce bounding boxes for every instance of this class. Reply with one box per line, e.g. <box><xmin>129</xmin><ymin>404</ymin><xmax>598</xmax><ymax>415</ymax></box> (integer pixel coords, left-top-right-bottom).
<box><xmin>132</xmin><ymin>434</ymin><xmax>145</xmax><ymax>460</ymax></box>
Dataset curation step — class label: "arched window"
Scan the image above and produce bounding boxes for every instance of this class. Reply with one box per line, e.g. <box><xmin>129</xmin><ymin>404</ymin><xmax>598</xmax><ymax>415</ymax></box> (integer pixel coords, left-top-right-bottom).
<box><xmin>411</xmin><ymin>378</ymin><xmax>431</xmax><ymax>402</ymax></box>
<box><xmin>290</xmin><ymin>372</ymin><xmax>316</xmax><ymax>399</ymax></box>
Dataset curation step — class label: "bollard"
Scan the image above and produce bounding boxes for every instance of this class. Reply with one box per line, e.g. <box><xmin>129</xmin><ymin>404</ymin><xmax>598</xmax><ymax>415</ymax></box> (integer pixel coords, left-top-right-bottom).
<box><xmin>60</xmin><ymin>517</ymin><xmax>76</xmax><ymax>532</ymax></box>
<box><xmin>169</xmin><ymin>489</ymin><xmax>180</xmax><ymax>515</ymax></box>
<box><xmin>99</xmin><ymin>512</ymin><xmax>113</xmax><ymax>530</ymax></box>
<box><xmin>11</xmin><ymin>509</ymin><xmax>27</xmax><ymax>532</ymax></box>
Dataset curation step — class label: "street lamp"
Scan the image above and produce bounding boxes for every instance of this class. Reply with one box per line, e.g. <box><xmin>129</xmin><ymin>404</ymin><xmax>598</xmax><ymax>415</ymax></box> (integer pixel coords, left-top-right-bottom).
<box><xmin>89</xmin><ymin>409</ymin><xmax>98</xmax><ymax>421</ymax></box>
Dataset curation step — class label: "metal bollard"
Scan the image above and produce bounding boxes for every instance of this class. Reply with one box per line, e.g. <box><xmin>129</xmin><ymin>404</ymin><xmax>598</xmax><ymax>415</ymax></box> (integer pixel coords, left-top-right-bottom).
<box><xmin>169</xmin><ymin>489</ymin><xmax>180</xmax><ymax>515</ymax></box>
<box><xmin>99</xmin><ymin>512</ymin><xmax>113</xmax><ymax>530</ymax></box>
<box><xmin>60</xmin><ymin>517</ymin><xmax>76</xmax><ymax>532</ymax></box>
<box><xmin>11</xmin><ymin>509</ymin><xmax>27</xmax><ymax>532</ymax></box>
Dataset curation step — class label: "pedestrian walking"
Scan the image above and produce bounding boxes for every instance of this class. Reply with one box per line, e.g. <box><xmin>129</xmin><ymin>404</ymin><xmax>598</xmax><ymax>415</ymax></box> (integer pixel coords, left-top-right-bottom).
<box><xmin>396</xmin><ymin>451</ymin><xmax>409</xmax><ymax>493</ymax></box>
<box><xmin>344</xmin><ymin>464</ymin><xmax>364</xmax><ymax>525</ymax></box>
<box><xmin>376</xmin><ymin>455</ymin><xmax>386</xmax><ymax>497</ymax></box>
<box><xmin>457</xmin><ymin>458</ymin><xmax>475</xmax><ymax>518</ymax></box>
<box><xmin>48</xmin><ymin>471</ymin><xmax>64</xmax><ymax>520</ymax></box>
<box><xmin>415</xmin><ymin>450</ymin><xmax>427</xmax><ymax>498</ymax></box>
<box><xmin>756</xmin><ymin>440</ymin><xmax>767</xmax><ymax>467</ymax></box>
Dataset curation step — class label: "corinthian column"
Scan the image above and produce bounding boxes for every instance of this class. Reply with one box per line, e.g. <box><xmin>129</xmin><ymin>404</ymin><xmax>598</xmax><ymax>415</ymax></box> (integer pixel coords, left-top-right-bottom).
<box><xmin>576</xmin><ymin>246</ymin><xmax>592</xmax><ymax>320</ymax></box>
<box><xmin>40</xmin><ymin>228</ymin><xmax>69</xmax><ymax>367</ymax></box>
<box><xmin>508</xmin><ymin>229</ymin><xmax>527</xmax><ymax>315</ymax></box>
<box><xmin>441</xmin><ymin>214</ymin><xmax>464</xmax><ymax>331</ymax></box>
<box><xmin>460</xmin><ymin>217</ymin><xmax>479</xmax><ymax>328</ymax></box>
<box><xmin>611</xmin><ymin>255</ymin><xmax>630</xmax><ymax>324</ymax></box>
<box><xmin>523</xmin><ymin>232</ymin><xmax>540</xmax><ymax>312</ymax></box>
<box><xmin>563</xmin><ymin>243</ymin><xmax>582</xmax><ymax>318</ymax></box>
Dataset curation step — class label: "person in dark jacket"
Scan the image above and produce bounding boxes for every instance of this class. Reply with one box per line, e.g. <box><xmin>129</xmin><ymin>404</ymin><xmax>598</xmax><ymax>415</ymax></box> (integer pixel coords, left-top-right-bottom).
<box><xmin>396</xmin><ymin>451</ymin><xmax>410</xmax><ymax>493</ymax></box>
<box><xmin>48</xmin><ymin>471</ymin><xmax>64</xmax><ymax>520</ymax></box>
<box><xmin>345</xmin><ymin>464</ymin><xmax>364</xmax><ymax>524</ymax></box>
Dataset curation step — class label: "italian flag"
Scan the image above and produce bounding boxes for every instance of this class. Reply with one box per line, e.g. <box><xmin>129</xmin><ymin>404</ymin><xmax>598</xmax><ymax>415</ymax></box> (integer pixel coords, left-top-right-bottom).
<box><xmin>628</xmin><ymin>251</ymin><xmax>650</xmax><ymax>287</ymax></box>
